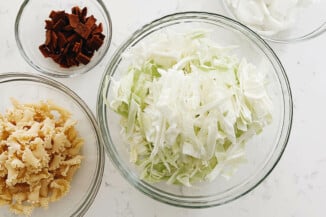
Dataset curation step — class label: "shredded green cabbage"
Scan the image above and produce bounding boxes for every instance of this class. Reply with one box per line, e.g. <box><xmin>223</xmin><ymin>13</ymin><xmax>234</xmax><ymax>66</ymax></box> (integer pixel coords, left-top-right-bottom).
<box><xmin>107</xmin><ymin>30</ymin><xmax>272</xmax><ymax>186</ymax></box>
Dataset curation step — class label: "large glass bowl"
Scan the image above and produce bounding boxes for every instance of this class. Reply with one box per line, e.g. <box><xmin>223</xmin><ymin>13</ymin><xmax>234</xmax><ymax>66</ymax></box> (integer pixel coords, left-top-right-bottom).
<box><xmin>15</xmin><ymin>0</ymin><xmax>112</xmax><ymax>78</ymax></box>
<box><xmin>0</xmin><ymin>73</ymin><xmax>104</xmax><ymax>216</ymax></box>
<box><xmin>222</xmin><ymin>0</ymin><xmax>326</xmax><ymax>43</ymax></box>
<box><xmin>97</xmin><ymin>12</ymin><xmax>293</xmax><ymax>208</ymax></box>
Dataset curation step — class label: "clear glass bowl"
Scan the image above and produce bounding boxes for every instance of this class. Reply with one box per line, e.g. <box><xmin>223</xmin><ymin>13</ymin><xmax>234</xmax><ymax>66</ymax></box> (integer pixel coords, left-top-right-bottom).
<box><xmin>97</xmin><ymin>12</ymin><xmax>293</xmax><ymax>208</ymax></box>
<box><xmin>222</xmin><ymin>0</ymin><xmax>326</xmax><ymax>43</ymax></box>
<box><xmin>15</xmin><ymin>0</ymin><xmax>112</xmax><ymax>77</ymax></box>
<box><xmin>0</xmin><ymin>73</ymin><xmax>104</xmax><ymax>216</ymax></box>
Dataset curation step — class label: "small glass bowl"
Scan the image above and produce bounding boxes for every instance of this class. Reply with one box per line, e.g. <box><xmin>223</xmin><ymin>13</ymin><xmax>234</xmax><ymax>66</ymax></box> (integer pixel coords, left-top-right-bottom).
<box><xmin>15</xmin><ymin>0</ymin><xmax>112</xmax><ymax>77</ymax></box>
<box><xmin>97</xmin><ymin>12</ymin><xmax>293</xmax><ymax>208</ymax></box>
<box><xmin>222</xmin><ymin>0</ymin><xmax>326</xmax><ymax>43</ymax></box>
<box><xmin>0</xmin><ymin>73</ymin><xmax>105</xmax><ymax>216</ymax></box>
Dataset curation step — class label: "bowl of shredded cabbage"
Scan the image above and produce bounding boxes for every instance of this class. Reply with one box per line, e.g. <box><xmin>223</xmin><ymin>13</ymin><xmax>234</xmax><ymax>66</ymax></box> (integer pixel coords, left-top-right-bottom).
<box><xmin>223</xmin><ymin>0</ymin><xmax>326</xmax><ymax>43</ymax></box>
<box><xmin>97</xmin><ymin>12</ymin><xmax>293</xmax><ymax>208</ymax></box>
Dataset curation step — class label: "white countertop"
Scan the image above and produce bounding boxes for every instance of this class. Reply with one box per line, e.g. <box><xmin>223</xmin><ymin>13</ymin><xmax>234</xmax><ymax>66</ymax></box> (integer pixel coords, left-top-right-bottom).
<box><xmin>0</xmin><ymin>1</ymin><xmax>325</xmax><ymax>217</ymax></box>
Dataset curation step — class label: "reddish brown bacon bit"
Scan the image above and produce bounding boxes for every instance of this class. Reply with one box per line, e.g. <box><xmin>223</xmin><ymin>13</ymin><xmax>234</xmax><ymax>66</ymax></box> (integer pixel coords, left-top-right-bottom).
<box><xmin>39</xmin><ymin>6</ymin><xmax>106</xmax><ymax>68</ymax></box>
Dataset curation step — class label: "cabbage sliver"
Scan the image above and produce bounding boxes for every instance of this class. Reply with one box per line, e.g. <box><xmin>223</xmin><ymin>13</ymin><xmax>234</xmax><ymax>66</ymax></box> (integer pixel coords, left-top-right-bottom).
<box><xmin>107</xmin><ymin>30</ymin><xmax>272</xmax><ymax>186</ymax></box>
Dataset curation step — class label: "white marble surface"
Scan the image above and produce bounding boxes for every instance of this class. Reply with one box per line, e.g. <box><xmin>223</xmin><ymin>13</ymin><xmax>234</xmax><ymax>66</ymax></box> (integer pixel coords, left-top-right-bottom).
<box><xmin>0</xmin><ymin>0</ymin><xmax>325</xmax><ymax>217</ymax></box>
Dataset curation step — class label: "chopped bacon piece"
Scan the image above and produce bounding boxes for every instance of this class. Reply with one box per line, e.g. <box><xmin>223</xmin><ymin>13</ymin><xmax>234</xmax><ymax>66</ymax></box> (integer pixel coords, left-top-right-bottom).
<box><xmin>85</xmin><ymin>15</ymin><xmax>97</xmax><ymax>30</ymax></box>
<box><xmin>51</xmin><ymin>31</ymin><xmax>58</xmax><ymax>49</ymax></box>
<box><xmin>53</xmin><ymin>18</ymin><xmax>66</xmax><ymax>31</ymax></box>
<box><xmin>39</xmin><ymin>44</ymin><xmax>51</xmax><ymax>57</ymax></box>
<box><xmin>92</xmin><ymin>23</ymin><xmax>103</xmax><ymax>34</ymax></box>
<box><xmin>71</xmin><ymin>6</ymin><xmax>81</xmax><ymax>16</ymax></box>
<box><xmin>74</xmin><ymin>23</ymin><xmax>91</xmax><ymax>39</ymax></box>
<box><xmin>81</xmin><ymin>7</ymin><xmax>87</xmax><ymax>18</ymax></box>
<box><xmin>57</xmin><ymin>32</ymin><xmax>68</xmax><ymax>48</ymax></box>
<box><xmin>76</xmin><ymin>52</ymin><xmax>90</xmax><ymax>65</ymax></box>
<box><xmin>45</xmin><ymin>30</ymin><xmax>52</xmax><ymax>45</ymax></box>
<box><xmin>49</xmin><ymin>10</ymin><xmax>65</xmax><ymax>22</ymax></box>
<box><xmin>87</xmin><ymin>34</ymin><xmax>104</xmax><ymax>51</ymax></box>
<box><xmin>45</xmin><ymin>20</ymin><xmax>54</xmax><ymax>30</ymax></box>
<box><xmin>72</xmin><ymin>42</ymin><xmax>81</xmax><ymax>53</ymax></box>
<box><xmin>68</xmin><ymin>14</ymin><xmax>79</xmax><ymax>28</ymax></box>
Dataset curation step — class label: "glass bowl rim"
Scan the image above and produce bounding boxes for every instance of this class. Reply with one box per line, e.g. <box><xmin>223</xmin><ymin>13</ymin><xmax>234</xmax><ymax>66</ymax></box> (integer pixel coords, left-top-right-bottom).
<box><xmin>0</xmin><ymin>72</ymin><xmax>105</xmax><ymax>216</ymax></box>
<box><xmin>14</xmin><ymin>0</ymin><xmax>113</xmax><ymax>78</ymax></box>
<box><xmin>96</xmin><ymin>11</ymin><xmax>293</xmax><ymax>208</ymax></box>
<box><xmin>221</xmin><ymin>0</ymin><xmax>326</xmax><ymax>44</ymax></box>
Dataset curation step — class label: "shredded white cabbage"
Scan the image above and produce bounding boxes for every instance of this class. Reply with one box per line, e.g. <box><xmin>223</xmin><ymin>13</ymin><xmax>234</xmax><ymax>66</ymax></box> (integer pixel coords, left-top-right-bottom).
<box><xmin>107</xmin><ymin>30</ymin><xmax>273</xmax><ymax>186</ymax></box>
<box><xmin>225</xmin><ymin>0</ymin><xmax>318</xmax><ymax>36</ymax></box>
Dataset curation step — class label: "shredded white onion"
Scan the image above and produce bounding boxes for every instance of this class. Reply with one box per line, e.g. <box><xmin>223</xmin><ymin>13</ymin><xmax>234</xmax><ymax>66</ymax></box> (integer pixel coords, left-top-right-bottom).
<box><xmin>225</xmin><ymin>0</ymin><xmax>317</xmax><ymax>36</ymax></box>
